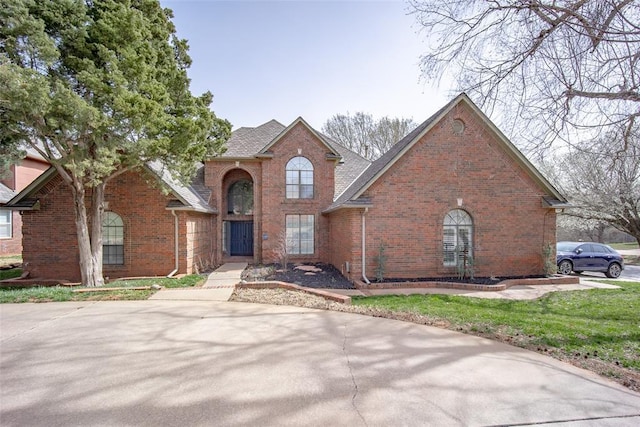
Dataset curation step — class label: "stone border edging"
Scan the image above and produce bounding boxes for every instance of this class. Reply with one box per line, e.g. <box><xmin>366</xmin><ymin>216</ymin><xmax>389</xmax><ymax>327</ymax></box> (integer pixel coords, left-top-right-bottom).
<box><xmin>354</xmin><ymin>275</ymin><xmax>579</xmax><ymax>292</ymax></box>
<box><xmin>237</xmin><ymin>281</ymin><xmax>352</xmax><ymax>305</ymax></box>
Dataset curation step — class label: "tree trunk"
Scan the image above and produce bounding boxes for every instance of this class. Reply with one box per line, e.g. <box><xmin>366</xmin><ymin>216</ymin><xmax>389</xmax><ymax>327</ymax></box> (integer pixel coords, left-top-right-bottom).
<box><xmin>70</xmin><ymin>180</ymin><xmax>104</xmax><ymax>287</ymax></box>
<box><xmin>89</xmin><ymin>183</ymin><xmax>105</xmax><ymax>287</ymax></box>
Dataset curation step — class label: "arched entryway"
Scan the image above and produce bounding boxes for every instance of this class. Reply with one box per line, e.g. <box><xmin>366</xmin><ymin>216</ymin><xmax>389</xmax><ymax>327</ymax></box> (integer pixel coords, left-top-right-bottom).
<box><xmin>222</xmin><ymin>170</ymin><xmax>255</xmax><ymax>257</ymax></box>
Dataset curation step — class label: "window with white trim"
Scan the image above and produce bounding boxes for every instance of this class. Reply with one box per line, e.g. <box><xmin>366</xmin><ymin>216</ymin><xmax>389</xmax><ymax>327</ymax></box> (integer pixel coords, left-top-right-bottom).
<box><xmin>103</xmin><ymin>211</ymin><xmax>124</xmax><ymax>265</ymax></box>
<box><xmin>286</xmin><ymin>214</ymin><xmax>314</xmax><ymax>254</ymax></box>
<box><xmin>286</xmin><ymin>156</ymin><xmax>313</xmax><ymax>199</ymax></box>
<box><xmin>443</xmin><ymin>209</ymin><xmax>472</xmax><ymax>267</ymax></box>
<box><xmin>0</xmin><ymin>210</ymin><xmax>11</xmax><ymax>238</ymax></box>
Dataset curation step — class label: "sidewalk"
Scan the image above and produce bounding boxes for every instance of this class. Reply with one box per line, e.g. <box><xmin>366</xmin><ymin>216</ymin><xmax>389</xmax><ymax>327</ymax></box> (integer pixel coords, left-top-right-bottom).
<box><xmin>149</xmin><ymin>262</ymin><xmax>247</xmax><ymax>302</ymax></box>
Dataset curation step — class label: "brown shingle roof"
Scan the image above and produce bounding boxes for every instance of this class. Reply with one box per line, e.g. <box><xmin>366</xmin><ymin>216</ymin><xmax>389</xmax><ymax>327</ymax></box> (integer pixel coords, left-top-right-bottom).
<box><xmin>220</xmin><ymin>120</ymin><xmax>286</xmax><ymax>158</ymax></box>
<box><xmin>0</xmin><ymin>183</ymin><xmax>16</xmax><ymax>204</ymax></box>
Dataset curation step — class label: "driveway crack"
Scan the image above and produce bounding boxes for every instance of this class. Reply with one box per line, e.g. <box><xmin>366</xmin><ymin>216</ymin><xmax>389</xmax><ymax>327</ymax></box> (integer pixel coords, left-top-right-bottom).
<box><xmin>343</xmin><ymin>324</ymin><xmax>367</xmax><ymax>426</ymax></box>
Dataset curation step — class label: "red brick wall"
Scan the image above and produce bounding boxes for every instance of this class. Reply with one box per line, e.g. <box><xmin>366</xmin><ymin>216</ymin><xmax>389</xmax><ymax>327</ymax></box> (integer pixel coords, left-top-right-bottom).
<box><xmin>333</xmin><ymin>103</ymin><xmax>556</xmax><ymax>279</ymax></box>
<box><xmin>327</xmin><ymin>208</ymin><xmax>362</xmax><ymax>280</ymax></box>
<box><xmin>22</xmin><ymin>169</ymin><xmax>213</xmax><ymax>282</ymax></box>
<box><xmin>260</xmin><ymin>123</ymin><xmax>336</xmax><ymax>264</ymax></box>
<box><xmin>184</xmin><ymin>212</ymin><xmax>216</xmax><ymax>274</ymax></box>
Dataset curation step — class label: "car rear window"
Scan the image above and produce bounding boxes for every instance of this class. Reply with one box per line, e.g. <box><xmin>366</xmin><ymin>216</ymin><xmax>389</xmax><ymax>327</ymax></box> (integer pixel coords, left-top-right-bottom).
<box><xmin>557</xmin><ymin>242</ymin><xmax>578</xmax><ymax>252</ymax></box>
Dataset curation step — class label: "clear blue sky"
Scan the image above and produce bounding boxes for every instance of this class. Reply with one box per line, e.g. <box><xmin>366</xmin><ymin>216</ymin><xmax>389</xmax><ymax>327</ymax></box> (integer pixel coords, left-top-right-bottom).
<box><xmin>161</xmin><ymin>0</ymin><xmax>453</xmax><ymax>130</ymax></box>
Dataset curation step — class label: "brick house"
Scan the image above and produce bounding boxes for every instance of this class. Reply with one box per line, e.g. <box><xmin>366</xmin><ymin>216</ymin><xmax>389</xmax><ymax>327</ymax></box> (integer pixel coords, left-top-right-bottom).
<box><xmin>0</xmin><ymin>149</ymin><xmax>49</xmax><ymax>256</ymax></box>
<box><xmin>3</xmin><ymin>94</ymin><xmax>567</xmax><ymax>283</ymax></box>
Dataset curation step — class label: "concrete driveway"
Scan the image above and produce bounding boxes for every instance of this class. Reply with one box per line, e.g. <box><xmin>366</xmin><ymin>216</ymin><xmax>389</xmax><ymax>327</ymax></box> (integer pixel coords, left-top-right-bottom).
<box><xmin>1</xmin><ymin>300</ymin><xmax>639</xmax><ymax>427</ymax></box>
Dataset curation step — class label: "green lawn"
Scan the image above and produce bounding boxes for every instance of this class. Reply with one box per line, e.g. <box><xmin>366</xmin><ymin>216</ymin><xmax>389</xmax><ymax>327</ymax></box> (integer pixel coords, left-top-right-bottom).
<box><xmin>0</xmin><ymin>268</ymin><xmax>22</xmax><ymax>281</ymax></box>
<box><xmin>609</xmin><ymin>242</ymin><xmax>639</xmax><ymax>250</ymax></box>
<box><xmin>352</xmin><ymin>281</ymin><xmax>640</xmax><ymax>376</ymax></box>
<box><xmin>0</xmin><ymin>274</ymin><xmax>205</xmax><ymax>303</ymax></box>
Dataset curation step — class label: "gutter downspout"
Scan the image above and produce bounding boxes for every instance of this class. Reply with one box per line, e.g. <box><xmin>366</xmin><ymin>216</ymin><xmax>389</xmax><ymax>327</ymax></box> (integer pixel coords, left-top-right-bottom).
<box><xmin>361</xmin><ymin>207</ymin><xmax>370</xmax><ymax>284</ymax></box>
<box><xmin>167</xmin><ymin>210</ymin><xmax>179</xmax><ymax>278</ymax></box>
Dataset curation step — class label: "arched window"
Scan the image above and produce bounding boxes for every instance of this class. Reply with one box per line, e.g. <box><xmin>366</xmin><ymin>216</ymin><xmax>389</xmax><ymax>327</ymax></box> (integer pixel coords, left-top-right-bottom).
<box><xmin>228</xmin><ymin>180</ymin><xmax>253</xmax><ymax>215</ymax></box>
<box><xmin>286</xmin><ymin>156</ymin><xmax>313</xmax><ymax>199</ymax></box>
<box><xmin>103</xmin><ymin>211</ymin><xmax>124</xmax><ymax>265</ymax></box>
<box><xmin>443</xmin><ymin>209</ymin><xmax>472</xmax><ymax>267</ymax></box>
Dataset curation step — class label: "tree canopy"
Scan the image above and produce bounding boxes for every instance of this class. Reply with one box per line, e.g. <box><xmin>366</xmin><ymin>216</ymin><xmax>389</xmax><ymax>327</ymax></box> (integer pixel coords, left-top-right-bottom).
<box><xmin>554</xmin><ymin>128</ymin><xmax>640</xmax><ymax>245</ymax></box>
<box><xmin>322</xmin><ymin>112</ymin><xmax>416</xmax><ymax>160</ymax></box>
<box><xmin>0</xmin><ymin>0</ymin><xmax>230</xmax><ymax>285</ymax></box>
<box><xmin>410</xmin><ymin>0</ymin><xmax>640</xmax><ymax>153</ymax></box>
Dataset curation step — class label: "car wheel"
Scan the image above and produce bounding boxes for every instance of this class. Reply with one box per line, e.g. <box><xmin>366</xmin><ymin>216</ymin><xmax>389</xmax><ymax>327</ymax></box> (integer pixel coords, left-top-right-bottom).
<box><xmin>605</xmin><ymin>263</ymin><xmax>622</xmax><ymax>278</ymax></box>
<box><xmin>558</xmin><ymin>260</ymin><xmax>573</xmax><ymax>275</ymax></box>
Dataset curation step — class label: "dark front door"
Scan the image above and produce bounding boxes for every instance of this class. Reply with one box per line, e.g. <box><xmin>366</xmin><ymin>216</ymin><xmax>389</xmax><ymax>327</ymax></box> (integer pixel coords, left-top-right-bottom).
<box><xmin>230</xmin><ymin>221</ymin><xmax>253</xmax><ymax>256</ymax></box>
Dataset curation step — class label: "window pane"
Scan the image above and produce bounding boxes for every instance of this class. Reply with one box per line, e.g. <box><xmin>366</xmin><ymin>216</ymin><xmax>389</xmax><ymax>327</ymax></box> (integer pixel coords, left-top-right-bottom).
<box><xmin>286</xmin><ymin>184</ymin><xmax>299</xmax><ymax>199</ymax></box>
<box><xmin>443</xmin><ymin>211</ymin><xmax>472</xmax><ymax>267</ymax></box>
<box><xmin>285</xmin><ymin>214</ymin><xmax>314</xmax><ymax>255</ymax></box>
<box><xmin>0</xmin><ymin>211</ymin><xmax>11</xmax><ymax>238</ymax></box>
<box><xmin>300</xmin><ymin>171</ymin><xmax>313</xmax><ymax>184</ymax></box>
<box><xmin>300</xmin><ymin>184</ymin><xmax>313</xmax><ymax>199</ymax></box>
<box><xmin>286</xmin><ymin>157</ymin><xmax>313</xmax><ymax>199</ymax></box>
<box><xmin>286</xmin><ymin>170</ymin><xmax>299</xmax><ymax>185</ymax></box>
<box><xmin>103</xmin><ymin>212</ymin><xmax>124</xmax><ymax>265</ymax></box>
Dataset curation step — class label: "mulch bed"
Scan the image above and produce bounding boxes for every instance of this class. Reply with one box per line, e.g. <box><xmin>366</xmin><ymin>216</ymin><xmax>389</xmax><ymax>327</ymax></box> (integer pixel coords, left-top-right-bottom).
<box><xmin>245</xmin><ymin>263</ymin><xmax>356</xmax><ymax>289</ymax></box>
<box><xmin>243</xmin><ymin>263</ymin><xmax>550</xmax><ymax>290</ymax></box>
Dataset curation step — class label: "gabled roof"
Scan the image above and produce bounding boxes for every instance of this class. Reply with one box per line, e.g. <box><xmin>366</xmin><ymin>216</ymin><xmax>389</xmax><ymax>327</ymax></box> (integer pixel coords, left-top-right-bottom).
<box><xmin>219</xmin><ymin>120</ymin><xmax>286</xmax><ymax>158</ymax></box>
<box><xmin>325</xmin><ymin>93</ymin><xmax>567</xmax><ymax>212</ymax></box>
<box><xmin>2</xmin><ymin>163</ymin><xmax>216</xmax><ymax>214</ymax></box>
<box><xmin>216</xmin><ymin>117</ymin><xmax>371</xmax><ymax>200</ymax></box>
<box><xmin>0</xmin><ymin>183</ymin><xmax>16</xmax><ymax>204</ymax></box>
<box><xmin>146</xmin><ymin>162</ymin><xmax>215</xmax><ymax>213</ymax></box>
<box><xmin>258</xmin><ymin>117</ymin><xmax>342</xmax><ymax>158</ymax></box>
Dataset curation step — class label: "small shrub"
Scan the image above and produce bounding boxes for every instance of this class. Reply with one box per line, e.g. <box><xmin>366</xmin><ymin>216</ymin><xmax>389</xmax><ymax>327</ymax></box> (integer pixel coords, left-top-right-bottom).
<box><xmin>374</xmin><ymin>243</ymin><xmax>387</xmax><ymax>282</ymax></box>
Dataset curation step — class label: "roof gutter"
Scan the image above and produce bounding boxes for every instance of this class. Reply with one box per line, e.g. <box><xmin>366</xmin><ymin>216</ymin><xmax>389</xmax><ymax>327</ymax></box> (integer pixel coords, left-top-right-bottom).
<box><xmin>167</xmin><ymin>210</ymin><xmax>179</xmax><ymax>278</ymax></box>
<box><xmin>361</xmin><ymin>207</ymin><xmax>370</xmax><ymax>285</ymax></box>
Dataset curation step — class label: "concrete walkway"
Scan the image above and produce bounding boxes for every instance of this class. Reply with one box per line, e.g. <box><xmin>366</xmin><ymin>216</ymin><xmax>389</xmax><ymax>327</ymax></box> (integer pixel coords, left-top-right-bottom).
<box><xmin>2</xmin><ymin>300</ymin><xmax>639</xmax><ymax>426</ymax></box>
<box><xmin>149</xmin><ymin>263</ymin><xmax>247</xmax><ymax>302</ymax></box>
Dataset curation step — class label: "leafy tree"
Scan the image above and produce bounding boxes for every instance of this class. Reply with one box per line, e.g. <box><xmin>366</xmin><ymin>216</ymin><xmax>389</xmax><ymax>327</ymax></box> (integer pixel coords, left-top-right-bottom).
<box><xmin>321</xmin><ymin>112</ymin><xmax>416</xmax><ymax>160</ymax></box>
<box><xmin>0</xmin><ymin>0</ymin><xmax>230</xmax><ymax>286</ymax></box>
<box><xmin>555</xmin><ymin>128</ymin><xmax>640</xmax><ymax>246</ymax></box>
<box><xmin>409</xmin><ymin>0</ymin><xmax>640</xmax><ymax>153</ymax></box>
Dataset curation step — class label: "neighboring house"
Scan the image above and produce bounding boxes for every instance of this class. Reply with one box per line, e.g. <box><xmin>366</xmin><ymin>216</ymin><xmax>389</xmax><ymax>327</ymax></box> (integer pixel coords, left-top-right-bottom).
<box><xmin>0</xmin><ymin>149</ymin><xmax>49</xmax><ymax>256</ymax></box>
<box><xmin>2</xmin><ymin>94</ymin><xmax>567</xmax><ymax>282</ymax></box>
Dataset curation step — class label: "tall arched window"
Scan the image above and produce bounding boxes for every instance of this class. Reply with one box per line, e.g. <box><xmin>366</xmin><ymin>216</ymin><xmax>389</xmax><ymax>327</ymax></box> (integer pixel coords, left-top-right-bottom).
<box><xmin>286</xmin><ymin>156</ymin><xmax>313</xmax><ymax>199</ymax></box>
<box><xmin>103</xmin><ymin>211</ymin><xmax>124</xmax><ymax>265</ymax></box>
<box><xmin>228</xmin><ymin>180</ymin><xmax>253</xmax><ymax>214</ymax></box>
<box><xmin>443</xmin><ymin>209</ymin><xmax>473</xmax><ymax>267</ymax></box>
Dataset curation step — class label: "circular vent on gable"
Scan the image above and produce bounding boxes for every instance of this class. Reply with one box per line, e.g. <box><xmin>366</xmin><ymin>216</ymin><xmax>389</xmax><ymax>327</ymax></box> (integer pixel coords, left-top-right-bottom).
<box><xmin>452</xmin><ymin>119</ymin><xmax>465</xmax><ymax>135</ymax></box>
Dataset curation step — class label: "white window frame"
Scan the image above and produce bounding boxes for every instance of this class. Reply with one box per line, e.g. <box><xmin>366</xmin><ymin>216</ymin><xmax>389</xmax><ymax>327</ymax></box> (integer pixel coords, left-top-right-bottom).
<box><xmin>286</xmin><ymin>214</ymin><xmax>314</xmax><ymax>255</ymax></box>
<box><xmin>285</xmin><ymin>157</ymin><xmax>314</xmax><ymax>199</ymax></box>
<box><xmin>443</xmin><ymin>209</ymin><xmax>473</xmax><ymax>267</ymax></box>
<box><xmin>0</xmin><ymin>210</ymin><xmax>12</xmax><ymax>239</ymax></box>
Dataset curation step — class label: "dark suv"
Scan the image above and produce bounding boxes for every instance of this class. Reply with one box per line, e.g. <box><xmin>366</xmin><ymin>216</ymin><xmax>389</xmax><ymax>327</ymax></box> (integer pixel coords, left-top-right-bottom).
<box><xmin>556</xmin><ymin>242</ymin><xmax>625</xmax><ymax>278</ymax></box>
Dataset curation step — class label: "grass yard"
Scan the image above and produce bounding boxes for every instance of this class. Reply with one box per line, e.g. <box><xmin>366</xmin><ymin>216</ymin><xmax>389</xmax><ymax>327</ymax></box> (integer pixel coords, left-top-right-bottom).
<box><xmin>0</xmin><ymin>274</ymin><xmax>205</xmax><ymax>303</ymax></box>
<box><xmin>0</xmin><ymin>255</ymin><xmax>22</xmax><ymax>267</ymax></box>
<box><xmin>0</xmin><ymin>268</ymin><xmax>22</xmax><ymax>281</ymax></box>
<box><xmin>352</xmin><ymin>280</ymin><xmax>640</xmax><ymax>390</ymax></box>
<box><xmin>609</xmin><ymin>242</ymin><xmax>639</xmax><ymax>251</ymax></box>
